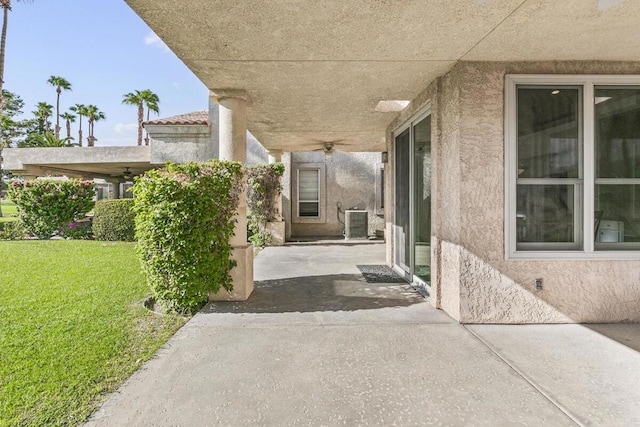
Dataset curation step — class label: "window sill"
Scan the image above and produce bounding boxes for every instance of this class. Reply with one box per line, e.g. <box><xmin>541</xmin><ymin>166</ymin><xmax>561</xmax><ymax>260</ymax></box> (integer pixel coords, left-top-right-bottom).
<box><xmin>507</xmin><ymin>250</ymin><xmax>640</xmax><ymax>261</ymax></box>
<box><xmin>292</xmin><ymin>216</ymin><xmax>325</xmax><ymax>224</ymax></box>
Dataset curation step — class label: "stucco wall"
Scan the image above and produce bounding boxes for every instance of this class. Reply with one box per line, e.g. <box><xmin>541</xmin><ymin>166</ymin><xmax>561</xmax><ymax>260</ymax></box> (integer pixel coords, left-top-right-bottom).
<box><xmin>388</xmin><ymin>61</ymin><xmax>640</xmax><ymax>324</ymax></box>
<box><xmin>148</xmin><ymin>100</ymin><xmax>268</xmax><ymax>165</ymax></box>
<box><xmin>288</xmin><ymin>151</ymin><xmax>384</xmax><ymax>238</ymax></box>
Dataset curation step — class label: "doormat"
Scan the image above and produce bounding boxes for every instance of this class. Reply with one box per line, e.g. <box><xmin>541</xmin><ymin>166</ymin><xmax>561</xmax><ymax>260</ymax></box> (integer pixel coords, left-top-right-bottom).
<box><xmin>357</xmin><ymin>265</ymin><xmax>406</xmax><ymax>283</ymax></box>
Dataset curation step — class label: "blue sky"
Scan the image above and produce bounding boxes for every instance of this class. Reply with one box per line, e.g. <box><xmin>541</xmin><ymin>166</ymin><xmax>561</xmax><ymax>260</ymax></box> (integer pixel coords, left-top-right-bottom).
<box><xmin>5</xmin><ymin>0</ymin><xmax>208</xmax><ymax>146</ymax></box>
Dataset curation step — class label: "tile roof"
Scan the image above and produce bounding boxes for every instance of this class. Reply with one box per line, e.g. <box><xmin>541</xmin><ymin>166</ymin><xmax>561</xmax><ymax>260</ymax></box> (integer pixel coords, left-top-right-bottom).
<box><xmin>143</xmin><ymin>110</ymin><xmax>208</xmax><ymax>126</ymax></box>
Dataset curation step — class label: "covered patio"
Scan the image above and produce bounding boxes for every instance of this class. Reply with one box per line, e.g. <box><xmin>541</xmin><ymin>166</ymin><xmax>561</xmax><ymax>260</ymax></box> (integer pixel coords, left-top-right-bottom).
<box><xmin>124</xmin><ymin>0</ymin><xmax>640</xmax><ymax>323</ymax></box>
<box><xmin>86</xmin><ymin>242</ymin><xmax>640</xmax><ymax>426</ymax></box>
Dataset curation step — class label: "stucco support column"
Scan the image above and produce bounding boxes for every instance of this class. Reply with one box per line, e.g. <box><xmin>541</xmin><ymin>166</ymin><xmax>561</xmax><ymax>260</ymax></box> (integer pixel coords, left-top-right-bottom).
<box><xmin>107</xmin><ymin>179</ymin><xmax>121</xmax><ymax>199</ymax></box>
<box><xmin>209</xmin><ymin>89</ymin><xmax>254</xmax><ymax>301</ymax></box>
<box><xmin>266</xmin><ymin>149</ymin><xmax>285</xmax><ymax>245</ymax></box>
<box><xmin>267</xmin><ymin>149</ymin><xmax>283</xmax><ymax>219</ymax></box>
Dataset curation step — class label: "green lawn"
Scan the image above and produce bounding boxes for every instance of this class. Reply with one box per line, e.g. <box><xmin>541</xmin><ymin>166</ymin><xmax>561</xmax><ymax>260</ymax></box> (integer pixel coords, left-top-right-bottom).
<box><xmin>0</xmin><ymin>241</ymin><xmax>186</xmax><ymax>426</ymax></box>
<box><xmin>0</xmin><ymin>199</ymin><xmax>17</xmax><ymax>223</ymax></box>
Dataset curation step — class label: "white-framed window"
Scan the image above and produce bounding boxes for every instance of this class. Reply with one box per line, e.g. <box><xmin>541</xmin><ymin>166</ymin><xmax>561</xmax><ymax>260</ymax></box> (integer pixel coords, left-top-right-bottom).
<box><xmin>505</xmin><ymin>75</ymin><xmax>640</xmax><ymax>260</ymax></box>
<box><xmin>292</xmin><ymin>162</ymin><xmax>325</xmax><ymax>224</ymax></box>
<box><xmin>297</xmin><ymin>168</ymin><xmax>320</xmax><ymax>218</ymax></box>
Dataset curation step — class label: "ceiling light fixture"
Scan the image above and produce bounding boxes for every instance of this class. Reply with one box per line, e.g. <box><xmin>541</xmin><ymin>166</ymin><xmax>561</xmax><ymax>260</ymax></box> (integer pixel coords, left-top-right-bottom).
<box><xmin>597</xmin><ymin>0</ymin><xmax>624</xmax><ymax>12</ymax></box>
<box><xmin>375</xmin><ymin>100</ymin><xmax>410</xmax><ymax>112</ymax></box>
<box><xmin>551</xmin><ymin>90</ymin><xmax>560</xmax><ymax>95</ymax></box>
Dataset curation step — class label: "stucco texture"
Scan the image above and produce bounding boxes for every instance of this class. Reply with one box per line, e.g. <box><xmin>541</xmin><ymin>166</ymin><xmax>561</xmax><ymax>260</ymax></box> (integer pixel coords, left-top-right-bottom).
<box><xmin>388</xmin><ymin>61</ymin><xmax>640</xmax><ymax>324</ymax></box>
<box><xmin>288</xmin><ymin>151</ymin><xmax>384</xmax><ymax>238</ymax></box>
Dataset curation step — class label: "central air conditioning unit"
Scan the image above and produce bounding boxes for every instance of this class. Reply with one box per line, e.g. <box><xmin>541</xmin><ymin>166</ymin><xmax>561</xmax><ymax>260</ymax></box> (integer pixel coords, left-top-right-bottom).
<box><xmin>345</xmin><ymin>210</ymin><xmax>368</xmax><ymax>240</ymax></box>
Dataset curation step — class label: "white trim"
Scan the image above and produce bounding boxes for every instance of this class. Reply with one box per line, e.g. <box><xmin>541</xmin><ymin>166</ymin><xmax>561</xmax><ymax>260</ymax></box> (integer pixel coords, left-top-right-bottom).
<box><xmin>292</xmin><ymin>163</ymin><xmax>326</xmax><ymax>224</ymax></box>
<box><xmin>392</xmin><ymin>103</ymin><xmax>432</xmax><ymax>277</ymax></box>
<box><xmin>391</xmin><ymin>102</ymin><xmax>432</xmax><ymax>136</ymax></box>
<box><xmin>505</xmin><ymin>74</ymin><xmax>640</xmax><ymax>260</ymax></box>
<box><xmin>297</xmin><ymin>168</ymin><xmax>320</xmax><ymax>217</ymax></box>
<box><xmin>584</xmin><ymin>82</ymin><xmax>596</xmax><ymax>253</ymax></box>
<box><xmin>504</xmin><ymin>76</ymin><xmax>517</xmax><ymax>259</ymax></box>
<box><xmin>508</xmin><ymin>251</ymin><xmax>640</xmax><ymax>261</ymax></box>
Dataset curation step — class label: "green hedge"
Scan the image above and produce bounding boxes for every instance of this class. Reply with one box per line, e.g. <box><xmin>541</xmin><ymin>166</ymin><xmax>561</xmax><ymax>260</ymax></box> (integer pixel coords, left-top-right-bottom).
<box><xmin>7</xmin><ymin>179</ymin><xmax>95</xmax><ymax>239</ymax></box>
<box><xmin>93</xmin><ymin>199</ymin><xmax>136</xmax><ymax>242</ymax></box>
<box><xmin>133</xmin><ymin>161</ymin><xmax>243</xmax><ymax>314</ymax></box>
<box><xmin>0</xmin><ymin>221</ymin><xmax>25</xmax><ymax>240</ymax></box>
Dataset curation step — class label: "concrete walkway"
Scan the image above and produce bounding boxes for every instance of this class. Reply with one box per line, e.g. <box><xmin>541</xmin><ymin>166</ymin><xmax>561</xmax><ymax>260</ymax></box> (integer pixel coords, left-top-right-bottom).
<box><xmin>86</xmin><ymin>243</ymin><xmax>640</xmax><ymax>426</ymax></box>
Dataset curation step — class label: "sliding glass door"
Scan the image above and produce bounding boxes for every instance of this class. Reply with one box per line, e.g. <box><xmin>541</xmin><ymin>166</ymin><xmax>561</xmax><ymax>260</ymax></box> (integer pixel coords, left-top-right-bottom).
<box><xmin>394</xmin><ymin>129</ymin><xmax>411</xmax><ymax>274</ymax></box>
<box><xmin>413</xmin><ymin>117</ymin><xmax>431</xmax><ymax>283</ymax></box>
<box><xmin>394</xmin><ymin>111</ymin><xmax>432</xmax><ymax>290</ymax></box>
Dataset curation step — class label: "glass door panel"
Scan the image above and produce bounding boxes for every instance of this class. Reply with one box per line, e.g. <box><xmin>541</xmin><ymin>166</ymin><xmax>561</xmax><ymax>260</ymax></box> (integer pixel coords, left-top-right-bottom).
<box><xmin>394</xmin><ymin>129</ymin><xmax>411</xmax><ymax>273</ymax></box>
<box><xmin>413</xmin><ymin>116</ymin><xmax>431</xmax><ymax>284</ymax></box>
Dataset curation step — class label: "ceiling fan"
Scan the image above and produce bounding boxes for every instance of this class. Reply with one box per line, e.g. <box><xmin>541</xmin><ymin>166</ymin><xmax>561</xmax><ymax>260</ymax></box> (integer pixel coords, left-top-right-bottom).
<box><xmin>111</xmin><ymin>167</ymin><xmax>133</xmax><ymax>181</ymax></box>
<box><xmin>310</xmin><ymin>139</ymin><xmax>350</xmax><ymax>158</ymax></box>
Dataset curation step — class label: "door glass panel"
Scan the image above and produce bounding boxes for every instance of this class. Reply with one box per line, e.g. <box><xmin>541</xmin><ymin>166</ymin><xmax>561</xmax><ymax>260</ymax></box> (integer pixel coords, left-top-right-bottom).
<box><xmin>394</xmin><ymin>129</ymin><xmax>410</xmax><ymax>271</ymax></box>
<box><xmin>413</xmin><ymin>116</ymin><xmax>431</xmax><ymax>283</ymax></box>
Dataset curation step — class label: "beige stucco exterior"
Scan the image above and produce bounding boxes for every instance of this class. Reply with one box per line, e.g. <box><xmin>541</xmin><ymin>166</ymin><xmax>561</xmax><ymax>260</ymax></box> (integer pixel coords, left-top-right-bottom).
<box><xmin>387</xmin><ymin>61</ymin><xmax>640</xmax><ymax>324</ymax></box>
<box><xmin>119</xmin><ymin>2</ymin><xmax>640</xmax><ymax>323</ymax></box>
<box><xmin>282</xmin><ymin>151</ymin><xmax>384</xmax><ymax>239</ymax></box>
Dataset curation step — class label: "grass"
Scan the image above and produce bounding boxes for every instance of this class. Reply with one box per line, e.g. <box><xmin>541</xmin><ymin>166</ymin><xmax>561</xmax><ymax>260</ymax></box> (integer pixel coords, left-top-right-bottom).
<box><xmin>0</xmin><ymin>199</ymin><xmax>17</xmax><ymax>223</ymax></box>
<box><xmin>0</xmin><ymin>241</ymin><xmax>186</xmax><ymax>426</ymax></box>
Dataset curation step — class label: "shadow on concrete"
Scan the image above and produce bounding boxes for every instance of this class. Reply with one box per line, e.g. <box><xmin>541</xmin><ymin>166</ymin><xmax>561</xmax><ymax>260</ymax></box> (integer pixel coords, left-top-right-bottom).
<box><xmin>585</xmin><ymin>324</ymin><xmax>640</xmax><ymax>354</ymax></box>
<box><xmin>204</xmin><ymin>274</ymin><xmax>424</xmax><ymax>314</ymax></box>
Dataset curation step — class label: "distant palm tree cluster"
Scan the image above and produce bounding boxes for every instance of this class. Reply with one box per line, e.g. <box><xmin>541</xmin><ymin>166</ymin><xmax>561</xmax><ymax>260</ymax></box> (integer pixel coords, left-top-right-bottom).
<box><xmin>7</xmin><ymin>75</ymin><xmax>109</xmax><ymax>148</ymax></box>
<box><xmin>0</xmin><ymin>1</ymin><xmax>161</xmax><ymax>149</ymax></box>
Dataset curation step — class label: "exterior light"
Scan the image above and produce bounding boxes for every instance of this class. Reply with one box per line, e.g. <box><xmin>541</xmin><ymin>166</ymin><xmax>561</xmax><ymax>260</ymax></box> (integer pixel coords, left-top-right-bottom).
<box><xmin>375</xmin><ymin>100</ymin><xmax>410</xmax><ymax>112</ymax></box>
<box><xmin>551</xmin><ymin>90</ymin><xmax>560</xmax><ymax>95</ymax></box>
<box><xmin>381</xmin><ymin>152</ymin><xmax>388</xmax><ymax>163</ymax></box>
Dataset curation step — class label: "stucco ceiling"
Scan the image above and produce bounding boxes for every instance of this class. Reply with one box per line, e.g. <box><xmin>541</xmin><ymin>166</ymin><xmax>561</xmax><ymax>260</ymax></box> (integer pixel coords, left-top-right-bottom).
<box><xmin>125</xmin><ymin>0</ymin><xmax>640</xmax><ymax>152</ymax></box>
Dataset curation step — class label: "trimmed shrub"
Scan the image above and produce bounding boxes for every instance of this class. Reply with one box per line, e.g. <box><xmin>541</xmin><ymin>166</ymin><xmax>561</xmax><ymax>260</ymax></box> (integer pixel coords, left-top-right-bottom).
<box><xmin>246</xmin><ymin>163</ymin><xmax>284</xmax><ymax>247</ymax></box>
<box><xmin>7</xmin><ymin>179</ymin><xmax>95</xmax><ymax>239</ymax></box>
<box><xmin>133</xmin><ymin>161</ymin><xmax>243</xmax><ymax>314</ymax></box>
<box><xmin>0</xmin><ymin>221</ymin><xmax>25</xmax><ymax>240</ymax></box>
<box><xmin>93</xmin><ymin>199</ymin><xmax>136</xmax><ymax>241</ymax></box>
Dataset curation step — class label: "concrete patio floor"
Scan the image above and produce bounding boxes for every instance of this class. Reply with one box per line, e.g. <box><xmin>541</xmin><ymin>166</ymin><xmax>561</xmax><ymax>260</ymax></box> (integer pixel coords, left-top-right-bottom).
<box><xmin>86</xmin><ymin>243</ymin><xmax>640</xmax><ymax>426</ymax></box>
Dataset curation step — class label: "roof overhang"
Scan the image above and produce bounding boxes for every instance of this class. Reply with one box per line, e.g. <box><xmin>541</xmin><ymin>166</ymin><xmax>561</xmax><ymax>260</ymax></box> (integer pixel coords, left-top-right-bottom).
<box><xmin>125</xmin><ymin>0</ymin><xmax>640</xmax><ymax>152</ymax></box>
<box><xmin>3</xmin><ymin>146</ymin><xmax>154</xmax><ymax>180</ymax></box>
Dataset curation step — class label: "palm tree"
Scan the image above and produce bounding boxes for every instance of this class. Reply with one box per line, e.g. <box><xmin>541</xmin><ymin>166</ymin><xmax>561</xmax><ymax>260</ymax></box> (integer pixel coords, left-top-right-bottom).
<box><xmin>69</xmin><ymin>103</ymin><xmax>86</xmax><ymax>147</ymax></box>
<box><xmin>123</xmin><ymin>89</ymin><xmax>160</xmax><ymax>146</ymax></box>
<box><xmin>84</xmin><ymin>104</ymin><xmax>105</xmax><ymax>147</ymax></box>
<box><xmin>33</xmin><ymin>101</ymin><xmax>53</xmax><ymax>133</ymax></box>
<box><xmin>0</xmin><ymin>0</ymin><xmax>29</xmax><ymax>125</ymax></box>
<box><xmin>60</xmin><ymin>111</ymin><xmax>75</xmax><ymax>140</ymax></box>
<box><xmin>0</xmin><ymin>0</ymin><xmax>30</xmax><ymax>218</ymax></box>
<box><xmin>47</xmin><ymin>75</ymin><xmax>72</xmax><ymax>138</ymax></box>
<box><xmin>140</xmin><ymin>89</ymin><xmax>159</xmax><ymax>145</ymax></box>
<box><xmin>122</xmin><ymin>90</ymin><xmax>144</xmax><ymax>146</ymax></box>
<box><xmin>20</xmin><ymin>130</ymin><xmax>73</xmax><ymax>147</ymax></box>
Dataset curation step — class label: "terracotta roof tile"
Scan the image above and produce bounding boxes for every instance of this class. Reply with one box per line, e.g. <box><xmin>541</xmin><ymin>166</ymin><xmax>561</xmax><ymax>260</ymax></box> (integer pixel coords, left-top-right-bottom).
<box><xmin>143</xmin><ymin>110</ymin><xmax>208</xmax><ymax>126</ymax></box>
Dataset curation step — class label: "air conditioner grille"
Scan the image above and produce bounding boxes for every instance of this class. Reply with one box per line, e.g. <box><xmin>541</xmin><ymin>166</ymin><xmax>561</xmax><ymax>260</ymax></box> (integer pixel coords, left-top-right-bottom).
<box><xmin>345</xmin><ymin>210</ymin><xmax>368</xmax><ymax>240</ymax></box>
